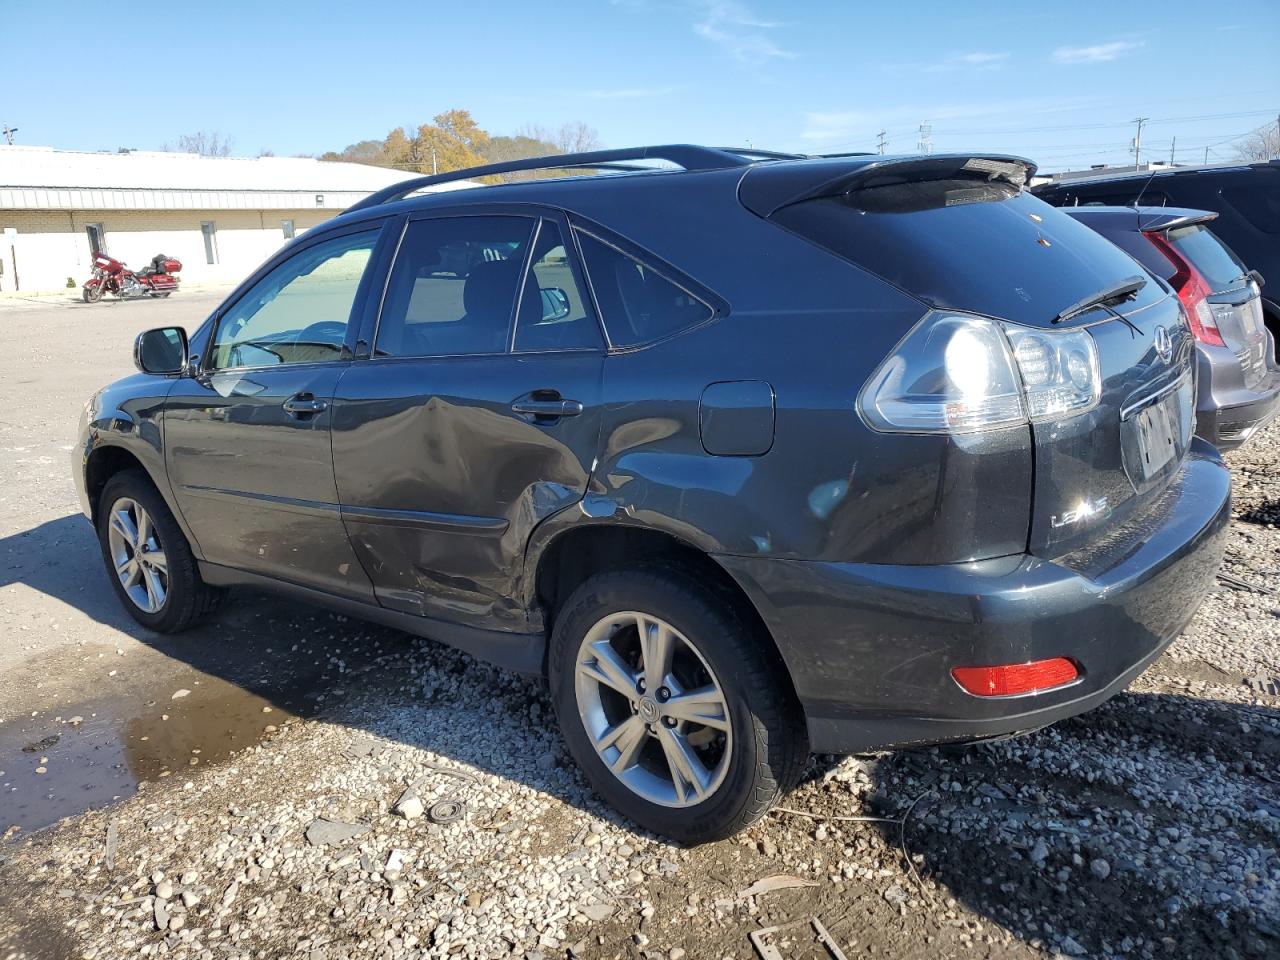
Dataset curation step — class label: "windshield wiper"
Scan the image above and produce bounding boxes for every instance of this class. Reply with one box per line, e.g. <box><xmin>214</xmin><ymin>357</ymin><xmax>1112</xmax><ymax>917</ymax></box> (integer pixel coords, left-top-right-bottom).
<box><xmin>1052</xmin><ymin>275</ymin><xmax>1147</xmax><ymax>325</ymax></box>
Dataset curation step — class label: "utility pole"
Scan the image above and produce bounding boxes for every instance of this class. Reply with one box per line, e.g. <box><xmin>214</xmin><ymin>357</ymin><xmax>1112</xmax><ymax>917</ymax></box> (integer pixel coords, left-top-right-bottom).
<box><xmin>917</xmin><ymin>122</ymin><xmax>932</xmax><ymax>155</ymax></box>
<box><xmin>1169</xmin><ymin>136</ymin><xmax>1176</xmax><ymax>165</ymax></box>
<box><xmin>1131</xmin><ymin>117</ymin><xmax>1149</xmax><ymax>168</ymax></box>
<box><xmin>877</xmin><ymin>129</ymin><xmax>887</xmax><ymax>155</ymax></box>
<box><xmin>431</xmin><ymin>146</ymin><xmax>438</xmax><ymax>175</ymax></box>
<box><xmin>1</xmin><ymin>124</ymin><xmax>16</xmax><ymax>146</ymax></box>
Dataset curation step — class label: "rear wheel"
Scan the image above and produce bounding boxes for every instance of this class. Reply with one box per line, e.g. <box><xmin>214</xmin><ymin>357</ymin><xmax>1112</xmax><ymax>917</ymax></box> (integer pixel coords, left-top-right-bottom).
<box><xmin>549</xmin><ymin>566</ymin><xmax>807</xmax><ymax>843</ymax></box>
<box><xmin>97</xmin><ymin>470</ymin><xmax>224</xmax><ymax>632</ymax></box>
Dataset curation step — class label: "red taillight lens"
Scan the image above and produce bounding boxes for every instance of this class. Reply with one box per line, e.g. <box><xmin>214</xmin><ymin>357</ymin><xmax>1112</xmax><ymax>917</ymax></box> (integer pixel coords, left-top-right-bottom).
<box><xmin>1144</xmin><ymin>231</ymin><xmax>1225</xmax><ymax>347</ymax></box>
<box><xmin>951</xmin><ymin>658</ymin><xmax>1079</xmax><ymax>697</ymax></box>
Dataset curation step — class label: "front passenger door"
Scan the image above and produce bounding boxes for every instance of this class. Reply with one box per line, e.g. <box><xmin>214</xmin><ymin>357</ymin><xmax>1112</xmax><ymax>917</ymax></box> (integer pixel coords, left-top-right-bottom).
<box><xmin>164</xmin><ymin>224</ymin><xmax>387</xmax><ymax>600</ymax></box>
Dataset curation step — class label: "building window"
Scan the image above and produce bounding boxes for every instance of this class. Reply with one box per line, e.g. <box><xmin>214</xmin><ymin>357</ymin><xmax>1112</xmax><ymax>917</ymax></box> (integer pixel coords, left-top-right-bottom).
<box><xmin>315</xmin><ymin>194</ymin><xmax>324</xmax><ymax>207</ymax></box>
<box><xmin>281</xmin><ymin>219</ymin><xmax>295</xmax><ymax>240</ymax></box>
<box><xmin>201</xmin><ymin>221</ymin><xmax>219</xmax><ymax>265</ymax></box>
<box><xmin>86</xmin><ymin>223</ymin><xmax>106</xmax><ymax>257</ymax></box>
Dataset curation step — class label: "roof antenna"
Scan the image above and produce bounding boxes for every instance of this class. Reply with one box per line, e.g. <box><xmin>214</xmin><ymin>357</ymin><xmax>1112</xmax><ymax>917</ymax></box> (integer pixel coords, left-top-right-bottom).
<box><xmin>1131</xmin><ymin>164</ymin><xmax>1161</xmax><ymax>231</ymax></box>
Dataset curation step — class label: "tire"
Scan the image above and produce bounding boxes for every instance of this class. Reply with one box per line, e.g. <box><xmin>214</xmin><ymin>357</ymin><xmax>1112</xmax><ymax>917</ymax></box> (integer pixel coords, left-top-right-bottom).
<box><xmin>82</xmin><ymin>284</ymin><xmax>102</xmax><ymax>303</ymax></box>
<box><xmin>549</xmin><ymin>565</ymin><xmax>807</xmax><ymax>843</ymax></box>
<box><xmin>96</xmin><ymin>469</ymin><xmax>224</xmax><ymax>632</ymax></box>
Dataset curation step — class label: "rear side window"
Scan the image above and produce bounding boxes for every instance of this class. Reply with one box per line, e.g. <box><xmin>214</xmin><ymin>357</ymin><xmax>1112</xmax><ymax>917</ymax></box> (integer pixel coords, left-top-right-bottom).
<box><xmin>576</xmin><ymin>231</ymin><xmax>712</xmax><ymax>347</ymax></box>
<box><xmin>514</xmin><ymin>221</ymin><xmax>602</xmax><ymax>352</ymax></box>
<box><xmin>376</xmin><ymin>216</ymin><xmax>535</xmax><ymax>358</ymax></box>
<box><xmin>772</xmin><ymin>177</ymin><xmax>1166</xmax><ymax>326</ymax></box>
<box><xmin>1162</xmin><ymin>224</ymin><xmax>1246</xmax><ymax>289</ymax></box>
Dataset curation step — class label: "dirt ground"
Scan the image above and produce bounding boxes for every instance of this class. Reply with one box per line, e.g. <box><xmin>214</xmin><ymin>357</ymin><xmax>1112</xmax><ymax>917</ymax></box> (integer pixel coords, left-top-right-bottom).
<box><xmin>0</xmin><ymin>292</ymin><xmax>1276</xmax><ymax>960</ymax></box>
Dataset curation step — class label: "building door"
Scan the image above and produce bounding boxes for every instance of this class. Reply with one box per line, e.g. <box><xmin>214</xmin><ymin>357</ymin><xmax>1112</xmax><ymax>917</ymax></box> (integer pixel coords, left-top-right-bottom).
<box><xmin>164</xmin><ymin>222</ymin><xmax>388</xmax><ymax>599</ymax></box>
<box><xmin>201</xmin><ymin>221</ymin><xmax>218</xmax><ymax>264</ymax></box>
<box><xmin>86</xmin><ymin>223</ymin><xmax>106</xmax><ymax>257</ymax></box>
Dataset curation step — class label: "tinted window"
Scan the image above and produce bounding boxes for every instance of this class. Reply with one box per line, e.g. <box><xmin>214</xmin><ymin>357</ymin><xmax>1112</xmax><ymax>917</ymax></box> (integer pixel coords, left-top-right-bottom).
<box><xmin>576</xmin><ymin>231</ymin><xmax>712</xmax><ymax>346</ymax></box>
<box><xmin>1224</xmin><ymin>182</ymin><xmax>1280</xmax><ymax>235</ymax></box>
<box><xmin>1164</xmin><ymin>224</ymin><xmax>1246</xmax><ymax>289</ymax></box>
<box><xmin>211</xmin><ymin>230</ymin><xmax>377</xmax><ymax>369</ymax></box>
<box><xmin>376</xmin><ymin>216</ymin><xmax>535</xmax><ymax>358</ymax></box>
<box><xmin>773</xmin><ymin>179</ymin><xmax>1167</xmax><ymax>326</ymax></box>
<box><xmin>514</xmin><ymin>221</ymin><xmax>602</xmax><ymax>352</ymax></box>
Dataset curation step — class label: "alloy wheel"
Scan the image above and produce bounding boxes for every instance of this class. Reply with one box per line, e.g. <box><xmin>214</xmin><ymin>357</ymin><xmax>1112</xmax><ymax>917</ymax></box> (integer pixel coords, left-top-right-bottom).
<box><xmin>106</xmin><ymin>497</ymin><xmax>169</xmax><ymax>614</ymax></box>
<box><xmin>574</xmin><ymin>611</ymin><xmax>732</xmax><ymax>807</ymax></box>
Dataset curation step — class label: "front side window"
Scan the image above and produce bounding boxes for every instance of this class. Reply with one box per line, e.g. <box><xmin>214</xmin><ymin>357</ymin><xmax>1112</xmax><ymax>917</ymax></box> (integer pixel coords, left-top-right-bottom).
<box><xmin>375</xmin><ymin>216</ymin><xmax>535</xmax><ymax>358</ymax></box>
<box><xmin>514</xmin><ymin>220</ymin><xmax>602</xmax><ymax>352</ymax></box>
<box><xmin>575</xmin><ymin>231</ymin><xmax>712</xmax><ymax>347</ymax></box>
<box><xmin>210</xmin><ymin>230</ymin><xmax>378</xmax><ymax>369</ymax></box>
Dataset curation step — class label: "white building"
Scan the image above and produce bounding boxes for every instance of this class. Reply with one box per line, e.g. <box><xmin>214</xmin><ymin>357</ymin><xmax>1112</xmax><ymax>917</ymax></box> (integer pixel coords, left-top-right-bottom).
<box><xmin>0</xmin><ymin>146</ymin><xmax>458</xmax><ymax>294</ymax></box>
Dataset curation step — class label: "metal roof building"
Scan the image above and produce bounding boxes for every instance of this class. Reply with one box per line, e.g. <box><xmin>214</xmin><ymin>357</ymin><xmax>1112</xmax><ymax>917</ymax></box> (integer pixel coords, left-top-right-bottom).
<box><xmin>0</xmin><ymin>146</ymin><xmax>465</xmax><ymax>294</ymax></box>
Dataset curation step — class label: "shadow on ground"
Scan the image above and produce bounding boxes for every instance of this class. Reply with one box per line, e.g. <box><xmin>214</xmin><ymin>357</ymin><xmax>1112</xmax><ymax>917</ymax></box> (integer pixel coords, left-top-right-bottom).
<box><xmin>3</xmin><ymin>515</ymin><xmax>1279</xmax><ymax>959</ymax></box>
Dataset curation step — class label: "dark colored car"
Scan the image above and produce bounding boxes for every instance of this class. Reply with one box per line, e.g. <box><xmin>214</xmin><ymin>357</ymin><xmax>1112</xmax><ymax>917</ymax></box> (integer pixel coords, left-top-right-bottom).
<box><xmin>1034</xmin><ymin>161</ymin><xmax>1280</xmax><ymax>342</ymax></box>
<box><xmin>1060</xmin><ymin>206</ymin><xmax>1278</xmax><ymax>448</ymax></box>
<box><xmin>74</xmin><ymin>146</ymin><xmax>1230</xmax><ymax>842</ymax></box>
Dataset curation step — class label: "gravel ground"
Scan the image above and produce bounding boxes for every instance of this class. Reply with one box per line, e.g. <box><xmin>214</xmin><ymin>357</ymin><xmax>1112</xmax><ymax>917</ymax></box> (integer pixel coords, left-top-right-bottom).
<box><xmin>0</xmin><ymin>295</ymin><xmax>1277</xmax><ymax>960</ymax></box>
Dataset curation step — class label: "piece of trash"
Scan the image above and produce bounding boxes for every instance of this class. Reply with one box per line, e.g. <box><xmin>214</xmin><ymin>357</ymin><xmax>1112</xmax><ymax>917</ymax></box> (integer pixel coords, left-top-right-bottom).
<box><xmin>736</xmin><ymin>874</ymin><xmax>819</xmax><ymax>902</ymax></box>
<box><xmin>170</xmin><ymin>689</ymin><xmax>191</xmax><ymax>700</ymax></box>
<box><xmin>305</xmin><ymin>818</ymin><xmax>370</xmax><ymax>847</ymax></box>
<box><xmin>344</xmin><ymin>736</ymin><xmax>378</xmax><ymax>760</ymax></box>
<box><xmin>104</xmin><ymin>821</ymin><xmax>119</xmax><ymax>872</ymax></box>
<box><xmin>749</xmin><ymin>918</ymin><xmax>847</xmax><ymax>960</ymax></box>
<box><xmin>1218</xmin><ymin>572</ymin><xmax>1276</xmax><ymax>596</ymax></box>
<box><xmin>385</xmin><ymin>849</ymin><xmax>407</xmax><ymax>876</ymax></box>
<box><xmin>393</xmin><ymin>790</ymin><xmax>425</xmax><ymax>821</ymax></box>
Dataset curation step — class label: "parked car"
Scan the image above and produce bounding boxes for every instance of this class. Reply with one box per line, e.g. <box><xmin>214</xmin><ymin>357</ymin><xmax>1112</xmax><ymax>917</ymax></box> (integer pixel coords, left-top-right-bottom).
<box><xmin>1034</xmin><ymin>160</ymin><xmax>1280</xmax><ymax>342</ymax></box>
<box><xmin>74</xmin><ymin>146</ymin><xmax>1231</xmax><ymax>842</ymax></box>
<box><xmin>1060</xmin><ymin>206</ymin><xmax>1278</xmax><ymax>448</ymax></box>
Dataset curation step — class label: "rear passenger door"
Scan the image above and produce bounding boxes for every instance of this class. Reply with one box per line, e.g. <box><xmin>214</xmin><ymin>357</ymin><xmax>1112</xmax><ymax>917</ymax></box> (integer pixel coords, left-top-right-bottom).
<box><xmin>331</xmin><ymin>209</ymin><xmax>605</xmax><ymax>632</ymax></box>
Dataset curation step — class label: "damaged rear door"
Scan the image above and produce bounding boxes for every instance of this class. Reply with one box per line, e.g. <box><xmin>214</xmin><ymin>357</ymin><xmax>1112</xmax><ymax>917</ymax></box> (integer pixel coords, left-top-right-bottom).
<box><xmin>330</xmin><ymin>209</ymin><xmax>604</xmax><ymax>633</ymax></box>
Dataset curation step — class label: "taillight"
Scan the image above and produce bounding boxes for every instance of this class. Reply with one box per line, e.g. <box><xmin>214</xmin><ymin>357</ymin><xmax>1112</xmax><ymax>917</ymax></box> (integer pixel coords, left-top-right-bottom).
<box><xmin>858</xmin><ymin>311</ymin><xmax>1101</xmax><ymax>435</ymax></box>
<box><xmin>1144</xmin><ymin>231</ymin><xmax>1225</xmax><ymax>347</ymax></box>
<box><xmin>951</xmin><ymin>658</ymin><xmax>1080</xmax><ymax>697</ymax></box>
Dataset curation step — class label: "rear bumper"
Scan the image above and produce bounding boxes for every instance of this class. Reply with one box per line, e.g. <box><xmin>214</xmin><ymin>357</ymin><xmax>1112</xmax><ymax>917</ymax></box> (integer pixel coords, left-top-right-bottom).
<box><xmin>1196</xmin><ymin>341</ymin><xmax>1280</xmax><ymax>450</ymax></box>
<box><xmin>716</xmin><ymin>440</ymin><xmax>1231</xmax><ymax>754</ymax></box>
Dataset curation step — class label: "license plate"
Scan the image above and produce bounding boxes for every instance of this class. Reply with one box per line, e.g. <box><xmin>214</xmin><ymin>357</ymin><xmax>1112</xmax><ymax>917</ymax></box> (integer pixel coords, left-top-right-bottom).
<box><xmin>1131</xmin><ymin>380</ymin><xmax>1193</xmax><ymax>482</ymax></box>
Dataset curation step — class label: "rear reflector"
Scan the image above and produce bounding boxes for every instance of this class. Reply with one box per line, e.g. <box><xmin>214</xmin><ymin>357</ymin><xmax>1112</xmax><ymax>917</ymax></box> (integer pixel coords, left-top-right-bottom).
<box><xmin>951</xmin><ymin>658</ymin><xmax>1079</xmax><ymax>697</ymax></box>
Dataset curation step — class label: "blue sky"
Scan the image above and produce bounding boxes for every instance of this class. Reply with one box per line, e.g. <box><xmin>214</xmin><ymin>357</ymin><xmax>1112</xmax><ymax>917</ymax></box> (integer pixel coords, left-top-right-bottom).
<box><xmin>4</xmin><ymin>0</ymin><xmax>1278</xmax><ymax>172</ymax></box>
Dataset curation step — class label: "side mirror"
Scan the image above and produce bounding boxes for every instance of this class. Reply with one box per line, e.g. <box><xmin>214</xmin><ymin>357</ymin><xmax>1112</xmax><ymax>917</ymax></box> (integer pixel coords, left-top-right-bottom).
<box><xmin>134</xmin><ymin>326</ymin><xmax>188</xmax><ymax>374</ymax></box>
<box><xmin>540</xmin><ymin>287</ymin><xmax>572</xmax><ymax>323</ymax></box>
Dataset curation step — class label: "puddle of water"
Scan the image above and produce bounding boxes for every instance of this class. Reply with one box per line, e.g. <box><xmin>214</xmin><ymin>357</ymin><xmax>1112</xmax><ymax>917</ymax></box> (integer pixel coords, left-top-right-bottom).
<box><xmin>0</xmin><ymin>674</ymin><xmax>298</xmax><ymax>836</ymax></box>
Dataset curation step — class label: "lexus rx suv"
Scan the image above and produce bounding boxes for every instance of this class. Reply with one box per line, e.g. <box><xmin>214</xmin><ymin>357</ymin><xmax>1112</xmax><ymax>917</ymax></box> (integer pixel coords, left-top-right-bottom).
<box><xmin>1060</xmin><ymin>205</ymin><xmax>1278</xmax><ymax>448</ymax></box>
<box><xmin>75</xmin><ymin>146</ymin><xmax>1230</xmax><ymax>842</ymax></box>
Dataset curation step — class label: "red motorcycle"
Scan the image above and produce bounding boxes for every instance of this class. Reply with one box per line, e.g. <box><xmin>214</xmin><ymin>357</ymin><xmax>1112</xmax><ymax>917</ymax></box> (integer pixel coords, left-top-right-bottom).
<box><xmin>82</xmin><ymin>253</ymin><xmax>181</xmax><ymax>302</ymax></box>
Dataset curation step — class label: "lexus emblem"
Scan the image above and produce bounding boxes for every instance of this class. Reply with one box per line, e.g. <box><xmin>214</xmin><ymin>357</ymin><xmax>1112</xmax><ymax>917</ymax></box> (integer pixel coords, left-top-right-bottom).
<box><xmin>1154</xmin><ymin>325</ymin><xmax>1173</xmax><ymax>363</ymax></box>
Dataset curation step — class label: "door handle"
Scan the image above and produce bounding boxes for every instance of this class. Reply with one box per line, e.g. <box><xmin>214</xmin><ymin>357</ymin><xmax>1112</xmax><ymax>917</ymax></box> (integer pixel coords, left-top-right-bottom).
<box><xmin>511</xmin><ymin>397</ymin><xmax>584</xmax><ymax>420</ymax></box>
<box><xmin>283</xmin><ymin>394</ymin><xmax>328</xmax><ymax>416</ymax></box>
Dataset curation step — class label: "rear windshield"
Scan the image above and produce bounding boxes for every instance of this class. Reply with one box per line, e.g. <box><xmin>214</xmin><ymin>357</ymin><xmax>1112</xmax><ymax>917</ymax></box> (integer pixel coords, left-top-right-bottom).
<box><xmin>1163</xmin><ymin>224</ymin><xmax>1246</xmax><ymax>290</ymax></box>
<box><xmin>772</xmin><ymin>175</ymin><xmax>1164</xmax><ymax>326</ymax></box>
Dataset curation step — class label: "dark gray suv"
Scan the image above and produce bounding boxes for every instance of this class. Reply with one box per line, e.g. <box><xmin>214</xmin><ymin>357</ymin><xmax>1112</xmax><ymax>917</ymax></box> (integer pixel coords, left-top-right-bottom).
<box><xmin>74</xmin><ymin>146</ymin><xmax>1231</xmax><ymax>842</ymax></box>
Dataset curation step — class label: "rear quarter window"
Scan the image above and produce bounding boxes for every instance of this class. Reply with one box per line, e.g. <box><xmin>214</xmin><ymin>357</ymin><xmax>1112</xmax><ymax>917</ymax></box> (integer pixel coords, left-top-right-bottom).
<box><xmin>575</xmin><ymin>231</ymin><xmax>713</xmax><ymax>347</ymax></box>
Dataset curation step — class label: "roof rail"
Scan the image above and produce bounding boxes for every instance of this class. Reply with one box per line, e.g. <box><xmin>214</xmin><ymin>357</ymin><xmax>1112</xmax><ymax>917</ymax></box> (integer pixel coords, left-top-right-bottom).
<box><xmin>346</xmin><ymin>144</ymin><xmax>755</xmax><ymax>213</ymax></box>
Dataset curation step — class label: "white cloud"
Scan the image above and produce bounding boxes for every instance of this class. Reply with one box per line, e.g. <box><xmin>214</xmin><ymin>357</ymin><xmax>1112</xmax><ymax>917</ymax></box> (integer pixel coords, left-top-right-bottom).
<box><xmin>692</xmin><ymin>0</ymin><xmax>794</xmax><ymax>64</ymax></box>
<box><xmin>922</xmin><ymin>50</ymin><xmax>1011</xmax><ymax>73</ymax></box>
<box><xmin>1052</xmin><ymin>40</ymin><xmax>1143</xmax><ymax>64</ymax></box>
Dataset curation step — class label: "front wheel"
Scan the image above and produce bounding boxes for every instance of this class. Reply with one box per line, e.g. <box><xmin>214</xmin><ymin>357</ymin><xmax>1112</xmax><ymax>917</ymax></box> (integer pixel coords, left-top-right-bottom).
<box><xmin>549</xmin><ymin>566</ymin><xmax>807</xmax><ymax>843</ymax></box>
<box><xmin>82</xmin><ymin>284</ymin><xmax>103</xmax><ymax>303</ymax></box>
<box><xmin>97</xmin><ymin>469</ymin><xmax>224</xmax><ymax>632</ymax></box>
